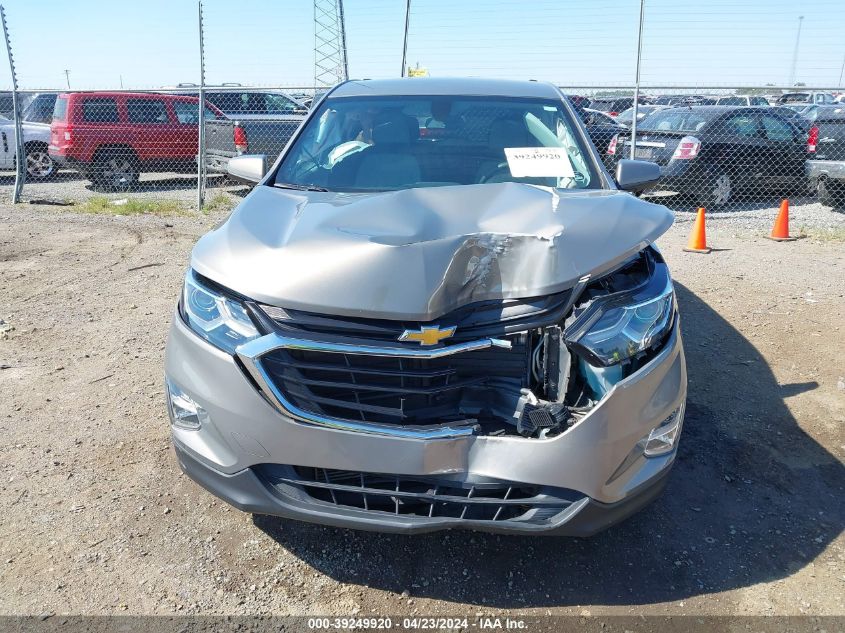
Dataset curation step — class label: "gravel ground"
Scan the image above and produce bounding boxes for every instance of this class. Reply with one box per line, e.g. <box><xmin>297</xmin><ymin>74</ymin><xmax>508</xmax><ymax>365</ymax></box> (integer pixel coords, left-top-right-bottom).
<box><xmin>0</xmin><ymin>193</ymin><xmax>843</xmax><ymax>618</ymax></box>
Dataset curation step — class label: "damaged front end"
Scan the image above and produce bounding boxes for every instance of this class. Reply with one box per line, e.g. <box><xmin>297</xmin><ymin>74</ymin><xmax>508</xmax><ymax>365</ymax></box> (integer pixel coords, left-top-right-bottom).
<box><xmin>232</xmin><ymin>246</ymin><xmax>675</xmax><ymax>440</ymax></box>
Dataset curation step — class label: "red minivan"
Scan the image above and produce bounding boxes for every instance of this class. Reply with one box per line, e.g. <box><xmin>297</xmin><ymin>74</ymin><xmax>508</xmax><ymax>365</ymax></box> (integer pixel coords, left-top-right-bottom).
<box><xmin>49</xmin><ymin>92</ymin><xmax>225</xmax><ymax>190</ymax></box>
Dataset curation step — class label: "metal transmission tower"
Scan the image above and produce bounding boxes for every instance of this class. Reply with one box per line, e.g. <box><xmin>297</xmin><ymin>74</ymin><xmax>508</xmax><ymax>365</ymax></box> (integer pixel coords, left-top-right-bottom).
<box><xmin>314</xmin><ymin>0</ymin><xmax>348</xmax><ymax>88</ymax></box>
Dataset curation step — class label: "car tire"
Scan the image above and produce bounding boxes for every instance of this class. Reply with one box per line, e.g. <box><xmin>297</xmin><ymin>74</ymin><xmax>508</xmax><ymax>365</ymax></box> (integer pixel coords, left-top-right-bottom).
<box><xmin>93</xmin><ymin>149</ymin><xmax>139</xmax><ymax>192</ymax></box>
<box><xmin>700</xmin><ymin>173</ymin><xmax>732</xmax><ymax>209</ymax></box>
<box><xmin>23</xmin><ymin>144</ymin><xmax>56</xmax><ymax>180</ymax></box>
<box><xmin>816</xmin><ymin>177</ymin><xmax>844</xmax><ymax>208</ymax></box>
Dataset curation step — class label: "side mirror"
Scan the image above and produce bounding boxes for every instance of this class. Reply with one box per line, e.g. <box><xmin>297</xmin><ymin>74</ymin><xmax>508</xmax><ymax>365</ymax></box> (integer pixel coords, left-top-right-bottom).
<box><xmin>615</xmin><ymin>158</ymin><xmax>660</xmax><ymax>192</ymax></box>
<box><xmin>227</xmin><ymin>154</ymin><xmax>267</xmax><ymax>184</ymax></box>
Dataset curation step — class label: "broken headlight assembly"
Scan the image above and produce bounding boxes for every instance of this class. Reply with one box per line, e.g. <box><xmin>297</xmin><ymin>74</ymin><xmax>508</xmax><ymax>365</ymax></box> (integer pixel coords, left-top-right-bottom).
<box><xmin>180</xmin><ymin>270</ymin><xmax>259</xmax><ymax>355</ymax></box>
<box><xmin>565</xmin><ymin>252</ymin><xmax>675</xmax><ymax>368</ymax></box>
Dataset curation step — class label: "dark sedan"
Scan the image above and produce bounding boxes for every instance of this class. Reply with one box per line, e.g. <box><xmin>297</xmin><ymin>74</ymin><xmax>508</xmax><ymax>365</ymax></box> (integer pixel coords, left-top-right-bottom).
<box><xmin>607</xmin><ymin>106</ymin><xmax>810</xmax><ymax>207</ymax></box>
<box><xmin>579</xmin><ymin>108</ymin><xmax>628</xmax><ymax>156</ymax></box>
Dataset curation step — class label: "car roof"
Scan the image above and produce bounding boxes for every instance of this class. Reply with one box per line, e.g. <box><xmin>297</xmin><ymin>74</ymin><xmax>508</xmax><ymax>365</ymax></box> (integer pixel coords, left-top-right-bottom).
<box><xmin>329</xmin><ymin>77</ymin><xmax>563</xmax><ymax>99</ymax></box>
<box><xmin>60</xmin><ymin>91</ymin><xmax>194</xmax><ymax>99</ymax></box>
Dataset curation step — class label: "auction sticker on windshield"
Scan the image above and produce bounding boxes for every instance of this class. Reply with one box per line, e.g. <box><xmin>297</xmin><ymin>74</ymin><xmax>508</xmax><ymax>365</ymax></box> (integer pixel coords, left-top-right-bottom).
<box><xmin>504</xmin><ymin>147</ymin><xmax>575</xmax><ymax>178</ymax></box>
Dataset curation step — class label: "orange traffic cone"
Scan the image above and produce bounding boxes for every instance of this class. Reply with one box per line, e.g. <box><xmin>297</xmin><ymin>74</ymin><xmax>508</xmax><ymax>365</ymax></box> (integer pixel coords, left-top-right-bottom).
<box><xmin>683</xmin><ymin>207</ymin><xmax>711</xmax><ymax>253</ymax></box>
<box><xmin>768</xmin><ymin>199</ymin><xmax>797</xmax><ymax>242</ymax></box>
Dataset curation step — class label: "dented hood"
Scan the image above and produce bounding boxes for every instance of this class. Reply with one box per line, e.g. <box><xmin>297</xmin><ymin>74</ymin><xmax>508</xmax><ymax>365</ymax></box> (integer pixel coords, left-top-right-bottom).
<box><xmin>192</xmin><ymin>182</ymin><xmax>673</xmax><ymax>321</ymax></box>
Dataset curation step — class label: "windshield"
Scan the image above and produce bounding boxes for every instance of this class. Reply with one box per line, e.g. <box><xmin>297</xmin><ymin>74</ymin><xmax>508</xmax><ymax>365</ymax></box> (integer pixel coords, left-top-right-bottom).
<box><xmin>274</xmin><ymin>95</ymin><xmax>598</xmax><ymax>192</ymax></box>
<box><xmin>639</xmin><ymin>109</ymin><xmax>712</xmax><ymax>133</ymax></box>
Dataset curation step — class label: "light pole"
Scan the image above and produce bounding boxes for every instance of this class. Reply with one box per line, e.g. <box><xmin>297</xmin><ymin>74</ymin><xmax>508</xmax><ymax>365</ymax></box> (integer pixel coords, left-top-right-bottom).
<box><xmin>401</xmin><ymin>0</ymin><xmax>411</xmax><ymax>77</ymax></box>
<box><xmin>629</xmin><ymin>0</ymin><xmax>645</xmax><ymax>160</ymax></box>
<box><xmin>788</xmin><ymin>15</ymin><xmax>804</xmax><ymax>86</ymax></box>
<box><xmin>63</xmin><ymin>69</ymin><xmax>70</xmax><ymax>89</ymax></box>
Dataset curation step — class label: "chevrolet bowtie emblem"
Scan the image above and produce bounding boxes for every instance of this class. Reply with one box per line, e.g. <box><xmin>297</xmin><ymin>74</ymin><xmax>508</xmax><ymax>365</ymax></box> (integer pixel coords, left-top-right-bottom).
<box><xmin>399</xmin><ymin>325</ymin><xmax>456</xmax><ymax>346</ymax></box>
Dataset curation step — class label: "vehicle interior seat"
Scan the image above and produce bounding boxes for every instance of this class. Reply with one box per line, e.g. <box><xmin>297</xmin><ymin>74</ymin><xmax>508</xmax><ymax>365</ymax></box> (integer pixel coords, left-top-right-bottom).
<box><xmin>352</xmin><ymin>115</ymin><xmax>421</xmax><ymax>189</ymax></box>
<box><xmin>477</xmin><ymin>116</ymin><xmax>544</xmax><ymax>184</ymax></box>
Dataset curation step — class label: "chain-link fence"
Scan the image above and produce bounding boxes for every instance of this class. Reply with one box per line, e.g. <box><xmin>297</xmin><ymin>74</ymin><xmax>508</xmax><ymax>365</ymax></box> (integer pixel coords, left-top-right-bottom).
<box><xmin>0</xmin><ymin>0</ymin><xmax>843</xmax><ymax>212</ymax></box>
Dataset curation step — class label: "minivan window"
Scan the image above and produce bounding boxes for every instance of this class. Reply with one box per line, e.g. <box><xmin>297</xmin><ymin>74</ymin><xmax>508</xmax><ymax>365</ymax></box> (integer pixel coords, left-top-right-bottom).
<box><xmin>126</xmin><ymin>99</ymin><xmax>168</xmax><ymax>124</ymax></box>
<box><xmin>82</xmin><ymin>98</ymin><xmax>118</xmax><ymax>123</ymax></box>
<box><xmin>52</xmin><ymin>96</ymin><xmax>68</xmax><ymax>121</ymax></box>
<box><xmin>275</xmin><ymin>95</ymin><xmax>598</xmax><ymax>192</ymax></box>
<box><xmin>717</xmin><ymin>97</ymin><xmax>745</xmax><ymax>106</ymax></box>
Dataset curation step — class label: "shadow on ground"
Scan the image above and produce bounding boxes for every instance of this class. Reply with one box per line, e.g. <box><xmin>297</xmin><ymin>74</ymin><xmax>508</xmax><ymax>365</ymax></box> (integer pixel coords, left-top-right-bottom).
<box><xmin>253</xmin><ymin>283</ymin><xmax>843</xmax><ymax>608</ymax></box>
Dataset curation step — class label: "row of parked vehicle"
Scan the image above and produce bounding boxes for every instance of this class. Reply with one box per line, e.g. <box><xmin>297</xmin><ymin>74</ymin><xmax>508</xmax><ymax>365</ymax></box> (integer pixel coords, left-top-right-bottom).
<box><xmin>2</xmin><ymin>87</ymin><xmax>844</xmax><ymax>208</ymax></box>
<box><xmin>570</xmin><ymin>93</ymin><xmax>845</xmax><ymax>208</ymax></box>
<box><xmin>1</xmin><ymin>88</ymin><xmax>310</xmax><ymax>189</ymax></box>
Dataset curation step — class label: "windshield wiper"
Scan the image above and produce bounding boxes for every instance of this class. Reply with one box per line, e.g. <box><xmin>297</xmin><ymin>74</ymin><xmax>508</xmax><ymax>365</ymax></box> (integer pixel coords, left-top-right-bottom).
<box><xmin>273</xmin><ymin>182</ymin><xmax>329</xmax><ymax>192</ymax></box>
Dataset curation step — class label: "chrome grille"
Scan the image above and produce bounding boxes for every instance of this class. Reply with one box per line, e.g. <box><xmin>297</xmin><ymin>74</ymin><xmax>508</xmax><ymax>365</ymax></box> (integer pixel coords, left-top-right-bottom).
<box><xmin>257</xmin><ymin>338</ymin><xmax>529</xmax><ymax>426</ymax></box>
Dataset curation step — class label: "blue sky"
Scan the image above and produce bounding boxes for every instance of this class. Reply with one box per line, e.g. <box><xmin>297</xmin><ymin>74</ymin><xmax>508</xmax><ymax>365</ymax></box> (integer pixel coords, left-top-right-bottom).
<box><xmin>1</xmin><ymin>0</ymin><xmax>843</xmax><ymax>91</ymax></box>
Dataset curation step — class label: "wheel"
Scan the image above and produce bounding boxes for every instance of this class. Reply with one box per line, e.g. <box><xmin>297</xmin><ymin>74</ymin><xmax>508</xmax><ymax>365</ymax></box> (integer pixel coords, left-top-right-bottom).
<box><xmin>93</xmin><ymin>149</ymin><xmax>139</xmax><ymax>192</ymax></box>
<box><xmin>816</xmin><ymin>177</ymin><xmax>844</xmax><ymax>208</ymax></box>
<box><xmin>24</xmin><ymin>145</ymin><xmax>56</xmax><ymax>180</ymax></box>
<box><xmin>700</xmin><ymin>173</ymin><xmax>732</xmax><ymax>208</ymax></box>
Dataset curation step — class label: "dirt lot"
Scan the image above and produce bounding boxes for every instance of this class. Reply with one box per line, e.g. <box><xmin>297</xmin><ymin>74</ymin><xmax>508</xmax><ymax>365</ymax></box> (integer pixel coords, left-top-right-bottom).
<box><xmin>0</xmin><ymin>196</ymin><xmax>843</xmax><ymax>617</ymax></box>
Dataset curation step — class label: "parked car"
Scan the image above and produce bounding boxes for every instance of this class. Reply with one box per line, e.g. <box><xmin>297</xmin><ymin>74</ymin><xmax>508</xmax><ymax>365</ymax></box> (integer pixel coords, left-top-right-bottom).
<box><xmin>607</xmin><ymin>106</ymin><xmax>810</xmax><ymax>207</ymax></box>
<box><xmin>775</xmin><ymin>104</ymin><xmax>816</xmax><ymax>128</ymax></box>
<box><xmin>777</xmin><ymin>92</ymin><xmax>836</xmax><ymax>105</ymax></box>
<box><xmin>805</xmin><ymin>106</ymin><xmax>845</xmax><ymax>207</ymax></box>
<box><xmin>652</xmin><ymin>95</ymin><xmax>715</xmax><ymax>106</ymax></box>
<box><xmin>166</xmin><ymin>77</ymin><xmax>687</xmax><ymax>536</ymax></box>
<box><xmin>588</xmin><ymin>97</ymin><xmax>635</xmax><ymax>116</ymax></box>
<box><xmin>48</xmin><ymin>91</ymin><xmax>226</xmax><ymax>190</ymax></box>
<box><xmin>615</xmin><ymin>104</ymin><xmax>671</xmax><ymax>128</ymax></box>
<box><xmin>579</xmin><ymin>108</ymin><xmax>628</xmax><ymax>155</ymax></box>
<box><xmin>715</xmin><ymin>95</ymin><xmax>771</xmax><ymax>106</ymax></box>
<box><xmin>205</xmin><ymin>115</ymin><xmax>306</xmax><ymax>174</ymax></box>
<box><xmin>0</xmin><ymin>114</ymin><xmax>56</xmax><ymax>179</ymax></box>
<box><xmin>198</xmin><ymin>89</ymin><xmax>307</xmax><ymax>120</ymax></box>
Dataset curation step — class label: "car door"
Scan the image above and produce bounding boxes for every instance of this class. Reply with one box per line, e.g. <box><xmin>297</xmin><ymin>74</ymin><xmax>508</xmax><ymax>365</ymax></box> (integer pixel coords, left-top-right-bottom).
<box><xmin>760</xmin><ymin>112</ymin><xmax>805</xmax><ymax>187</ymax></box>
<box><xmin>125</xmin><ymin>97</ymin><xmax>172</xmax><ymax>163</ymax></box>
<box><xmin>708</xmin><ymin>110</ymin><xmax>765</xmax><ymax>191</ymax></box>
<box><xmin>0</xmin><ymin>120</ymin><xmax>13</xmax><ymax>168</ymax></box>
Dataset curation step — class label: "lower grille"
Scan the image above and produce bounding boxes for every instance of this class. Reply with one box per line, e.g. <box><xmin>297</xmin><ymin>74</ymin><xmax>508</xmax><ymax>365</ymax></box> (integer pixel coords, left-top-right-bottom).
<box><xmin>258</xmin><ymin>337</ymin><xmax>530</xmax><ymax>426</ymax></box>
<box><xmin>258</xmin><ymin>465</ymin><xmax>579</xmax><ymax>524</ymax></box>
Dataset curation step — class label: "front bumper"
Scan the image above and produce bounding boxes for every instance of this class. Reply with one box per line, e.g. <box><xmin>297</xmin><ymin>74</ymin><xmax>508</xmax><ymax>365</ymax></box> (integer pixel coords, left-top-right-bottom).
<box><xmin>165</xmin><ymin>312</ymin><xmax>687</xmax><ymax>535</ymax></box>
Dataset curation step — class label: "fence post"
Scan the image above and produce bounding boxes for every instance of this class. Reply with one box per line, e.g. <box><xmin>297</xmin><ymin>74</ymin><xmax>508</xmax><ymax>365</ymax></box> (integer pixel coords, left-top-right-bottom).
<box><xmin>629</xmin><ymin>0</ymin><xmax>645</xmax><ymax>160</ymax></box>
<box><xmin>197</xmin><ymin>0</ymin><xmax>206</xmax><ymax>211</ymax></box>
<box><xmin>401</xmin><ymin>0</ymin><xmax>411</xmax><ymax>77</ymax></box>
<box><xmin>1</xmin><ymin>5</ymin><xmax>24</xmax><ymax>203</ymax></box>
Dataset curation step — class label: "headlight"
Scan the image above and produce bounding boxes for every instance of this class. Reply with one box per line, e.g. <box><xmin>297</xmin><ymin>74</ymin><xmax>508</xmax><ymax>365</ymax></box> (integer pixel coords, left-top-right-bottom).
<box><xmin>565</xmin><ymin>261</ymin><xmax>675</xmax><ymax>367</ymax></box>
<box><xmin>181</xmin><ymin>270</ymin><xmax>259</xmax><ymax>354</ymax></box>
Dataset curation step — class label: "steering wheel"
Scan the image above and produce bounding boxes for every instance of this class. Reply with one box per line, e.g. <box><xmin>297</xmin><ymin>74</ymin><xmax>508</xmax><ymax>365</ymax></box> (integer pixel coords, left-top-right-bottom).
<box><xmin>478</xmin><ymin>161</ymin><xmax>511</xmax><ymax>184</ymax></box>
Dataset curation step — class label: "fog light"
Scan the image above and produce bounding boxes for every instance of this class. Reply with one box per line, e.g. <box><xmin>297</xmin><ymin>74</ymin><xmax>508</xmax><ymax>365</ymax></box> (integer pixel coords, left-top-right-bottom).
<box><xmin>644</xmin><ymin>403</ymin><xmax>685</xmax><ymax>457</ymax></box>
<box><xmin>165</xmin><ymin>378</ymin><xmax>207</xmax><ymax>430</ymax></box>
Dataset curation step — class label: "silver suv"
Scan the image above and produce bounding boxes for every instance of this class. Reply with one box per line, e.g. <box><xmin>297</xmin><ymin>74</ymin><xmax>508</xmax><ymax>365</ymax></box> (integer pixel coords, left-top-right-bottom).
<box><xmin>164</xmin><ymin>78</ymin><xmax>687</xmax><ymax>535</ymax></box>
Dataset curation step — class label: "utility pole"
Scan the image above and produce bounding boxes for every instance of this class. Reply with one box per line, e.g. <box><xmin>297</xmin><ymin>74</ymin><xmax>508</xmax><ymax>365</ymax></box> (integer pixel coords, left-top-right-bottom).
<box><xmin>63</xmin><ymin>69</ymin><xmax>70</xmax><ymax>89</ymax></box>
<box><xmin>314</xmin><ymin>0</ymin><xmax>348</xmax><ymax>88</ymax></box>
<box><xmin>788</xmin><ymin>15</ymin><xmax>804</xmax><ymax>86</ymax></box>
<box><xmin>629</xmin><ymin>0</ymin><xmax>645</xmax><ymax>160</ymax></box>
<box><xmin>401</xmin><ymin>0</ymin><xmax>411</xmax><ymax>77</ymax></box>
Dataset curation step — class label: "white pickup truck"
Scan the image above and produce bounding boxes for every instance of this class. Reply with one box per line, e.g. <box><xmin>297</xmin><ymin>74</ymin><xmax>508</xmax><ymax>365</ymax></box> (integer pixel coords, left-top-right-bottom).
<box><xmin>0</xmin><ymin>115</ymin><xmax>55</xmax><ymax>180</ymax></box>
